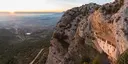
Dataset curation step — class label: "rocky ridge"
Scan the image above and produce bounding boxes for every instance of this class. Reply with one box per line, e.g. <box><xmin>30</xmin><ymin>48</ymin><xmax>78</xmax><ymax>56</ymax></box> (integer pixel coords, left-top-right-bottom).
<box><xmin>46</xmin><ymin>0</ymin><xmax>128</xmax><ymax>64</ymax></box>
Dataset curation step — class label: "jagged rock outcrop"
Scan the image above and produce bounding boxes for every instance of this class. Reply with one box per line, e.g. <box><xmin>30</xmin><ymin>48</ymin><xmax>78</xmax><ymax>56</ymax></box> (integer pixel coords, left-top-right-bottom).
<box><xmin>46</xmin><ymin>0</ymin><xmax>128</xmax><ymax>64</ymax></box>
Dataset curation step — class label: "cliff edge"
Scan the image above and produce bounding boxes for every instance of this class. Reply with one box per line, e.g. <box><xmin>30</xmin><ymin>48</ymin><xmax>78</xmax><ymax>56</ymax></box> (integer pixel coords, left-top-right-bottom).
<box><xmin>46</xmin><ymin>0</ymin><xmax>128</xmax><ymax>64</ymax></box>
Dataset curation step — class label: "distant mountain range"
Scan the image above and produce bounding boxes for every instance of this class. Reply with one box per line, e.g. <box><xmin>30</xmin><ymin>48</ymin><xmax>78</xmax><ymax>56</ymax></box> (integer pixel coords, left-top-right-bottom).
<box><xmin>0</xmin><ymin>12</ymin><xmax>63</xmax><ymax>29</ymax></box>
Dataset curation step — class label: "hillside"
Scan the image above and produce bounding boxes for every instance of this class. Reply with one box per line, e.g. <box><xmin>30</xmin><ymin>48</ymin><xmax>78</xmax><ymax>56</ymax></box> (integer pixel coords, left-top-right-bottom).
<box><xmin>0</xmin><ymin>12</ymin><xmax>63</xmax><ymax>64</ymax></box>
<box><xmin>0</xmin><ymin>28</ymin><xmax>53</xmax><ymax>64</ymax></box>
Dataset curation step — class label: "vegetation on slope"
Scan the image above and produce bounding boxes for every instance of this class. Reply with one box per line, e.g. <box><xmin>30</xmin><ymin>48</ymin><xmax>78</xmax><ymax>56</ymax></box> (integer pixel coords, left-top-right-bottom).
<box><xmin>0</xmin><ymin>29</ymin><xmax>53</xmax><ymax>64</ymax></box>
<box><xmin>117</xmin><ymin>49</ymin><xmax>128</xmax><ymax>64</ymax></box>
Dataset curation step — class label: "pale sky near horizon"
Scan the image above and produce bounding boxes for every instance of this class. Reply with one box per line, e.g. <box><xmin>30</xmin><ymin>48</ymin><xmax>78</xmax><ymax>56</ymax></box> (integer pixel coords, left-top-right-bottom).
<box><xmin>0</xmin><ymin>0</ymin><xmax>114</xmax><ymax>12</ymax></box>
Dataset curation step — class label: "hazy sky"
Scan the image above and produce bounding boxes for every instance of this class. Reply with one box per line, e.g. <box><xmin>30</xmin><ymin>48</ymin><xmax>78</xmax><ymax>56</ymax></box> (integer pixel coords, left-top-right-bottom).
<box><xmin>0</xmin><ymin>0</ymin><xmax>114</xmax><ymax>12</ymax></box>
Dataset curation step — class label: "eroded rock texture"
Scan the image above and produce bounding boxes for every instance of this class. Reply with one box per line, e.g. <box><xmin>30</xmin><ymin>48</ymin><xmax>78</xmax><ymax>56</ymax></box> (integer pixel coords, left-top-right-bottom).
<box><xmin>46</xmin><ymin>0</ymin><xmax>128</xmax><ymax>64</ymax></box>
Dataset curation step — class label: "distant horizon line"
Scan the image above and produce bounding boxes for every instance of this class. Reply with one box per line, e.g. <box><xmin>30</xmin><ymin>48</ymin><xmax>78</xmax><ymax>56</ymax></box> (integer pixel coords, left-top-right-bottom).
<box><xmin>0</xmin><ymin>10</ymin><xmax>67</xmax><ymax>13</ymax></box>
<box><xmin>0</xmin><ymin>11</ymin><xmax>64</xmax><ymax>13</ymax></box>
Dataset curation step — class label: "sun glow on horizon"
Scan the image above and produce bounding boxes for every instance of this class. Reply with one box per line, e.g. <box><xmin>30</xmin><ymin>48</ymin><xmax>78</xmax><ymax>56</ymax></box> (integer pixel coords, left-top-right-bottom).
<box><xmin>9</xmin><ymin>10</ymin><xmax>15</xmax><ymax>14</ymax></box>
<box><xmin>0</xmin><ymin>0</ymin><xmax>113</xmax><ymax>12</ymax></box>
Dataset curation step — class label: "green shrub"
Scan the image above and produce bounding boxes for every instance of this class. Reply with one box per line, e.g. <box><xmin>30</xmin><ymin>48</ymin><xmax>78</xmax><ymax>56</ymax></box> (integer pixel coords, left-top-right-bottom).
<box><xmin>117</xmin><ymin>50</ymin><xmax>128</xmax><ymax>64</ymax></box>
<box><xmin>81</xmin><ymin>57</ymin><xmax>91</xmax><ymax>64</ymax></box>
<box><xmin>92</xmin><ymin>55</ymin><xmax>100</xmax><ymax>64</ymax></box>
<box><xmin>83</xmin><ymin>62</ymin><xmax>88</xmax><ymax>64</ymax></box>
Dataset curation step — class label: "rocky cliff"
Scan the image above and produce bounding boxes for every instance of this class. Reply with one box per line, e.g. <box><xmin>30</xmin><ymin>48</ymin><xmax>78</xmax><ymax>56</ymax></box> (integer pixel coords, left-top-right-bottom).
<box><xmin>46</xmin><ymin>0</ymin><xmax>128</xmax><ymax>64</ymax></box>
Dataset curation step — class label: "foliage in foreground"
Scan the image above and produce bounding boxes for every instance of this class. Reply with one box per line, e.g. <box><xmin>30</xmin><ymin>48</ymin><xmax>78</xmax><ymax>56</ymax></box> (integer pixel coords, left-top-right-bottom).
<box><xmin>82</xmin><ymin>55</ymin><xmax>100</xmax><ymax>64</ymax></box>
<box><xmin>117</xmin><ymin>50</ymin><xmax>128</xmax><ymax>64</ymax></box>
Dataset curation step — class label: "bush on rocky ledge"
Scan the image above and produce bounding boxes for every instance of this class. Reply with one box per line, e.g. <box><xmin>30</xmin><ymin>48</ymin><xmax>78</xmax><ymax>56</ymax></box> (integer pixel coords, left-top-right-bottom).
<box><xmin>117</xmin><ymin>50</ymin><xmax>128</xmax><ymax>64</ymax></box>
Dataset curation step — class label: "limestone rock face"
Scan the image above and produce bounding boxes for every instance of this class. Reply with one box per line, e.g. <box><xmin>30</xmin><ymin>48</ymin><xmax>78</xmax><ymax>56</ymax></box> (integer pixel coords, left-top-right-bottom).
<box><xmin>46</xmin><ymin>0</ymin><xmax>128</xmax><ymax>64</ymax></box>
